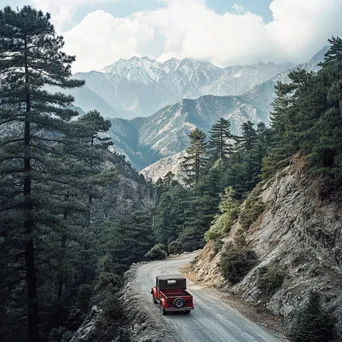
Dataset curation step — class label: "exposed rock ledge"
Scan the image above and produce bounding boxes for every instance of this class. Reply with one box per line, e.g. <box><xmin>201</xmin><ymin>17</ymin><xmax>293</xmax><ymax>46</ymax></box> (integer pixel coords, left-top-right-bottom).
<box><xmin>190</xmin><ymin>164</ymin><xmax>342</xmax><ymax>340</ymax></box>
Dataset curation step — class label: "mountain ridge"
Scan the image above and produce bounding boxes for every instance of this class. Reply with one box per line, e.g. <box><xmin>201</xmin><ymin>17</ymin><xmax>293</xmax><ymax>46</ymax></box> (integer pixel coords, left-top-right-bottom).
<box><xmin>70</xmin><ymin>57</ymin><xmax>295</xmax><ymax>119</ymax></box>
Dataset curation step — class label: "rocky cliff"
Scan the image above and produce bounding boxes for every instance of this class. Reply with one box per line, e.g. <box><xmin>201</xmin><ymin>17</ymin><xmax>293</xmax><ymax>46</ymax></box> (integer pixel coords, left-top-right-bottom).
<box><xmin>190</xmin><ymin>159</ymin><xmax>342</xmax><ymax>340</ymax></box>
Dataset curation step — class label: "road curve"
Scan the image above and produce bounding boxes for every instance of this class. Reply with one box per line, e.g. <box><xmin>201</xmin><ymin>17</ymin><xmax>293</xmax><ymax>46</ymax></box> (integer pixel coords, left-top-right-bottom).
<box><xmin>136</xmin><ymin>252</ymin><xmax>284</xmax><ymax>342</ymax></box>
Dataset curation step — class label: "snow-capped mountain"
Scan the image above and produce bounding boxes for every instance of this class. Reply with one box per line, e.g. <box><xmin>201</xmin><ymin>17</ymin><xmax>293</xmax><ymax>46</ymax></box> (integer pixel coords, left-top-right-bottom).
<box><xmin>106</xmin><ymin>46</ymin><xmax>327</xmax><ymax>173</ymax></box>
<box><xmin>70</xmin><ymin>57</ymin><xmax>293</xmax><ymax>118</ymax></box>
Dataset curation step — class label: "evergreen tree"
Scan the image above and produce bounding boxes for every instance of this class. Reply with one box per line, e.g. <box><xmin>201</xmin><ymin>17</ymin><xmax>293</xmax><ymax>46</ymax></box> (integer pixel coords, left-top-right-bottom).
<box><xmin>181</xmin><ymin>169</ymin><xmax>221</xmax><ymax>250</ymax></box>
<box><xmin>207</xmin><ymin>118</ymin><xmax>233</xmax><ymax>163</ymax></box>
<box><xmin>104</xmin><ymin>210</ymin><xmax>155</xmax><ymax>275</ymax></box>
<box><xmin>0</xmin><ymin>6</ymin><xmax>84</xmax><ymax>341</ymax></box>
<box><xmin>153</xmin><ymin>184</ymin><xmax>190</xmax><ymax>244</ymax></box>
<box><xmin>263</xmin><ymin>36</ymin><xmax>342</xmax><ymax>194</ymax></box>
<box><xmin>163</xmin><ymin>171</ymin><xmax>176</xmax><ymax>188</ymax></box>
<box><xmin>319</xmin><ymin>36</ymin><xmax>342</xmax><ymax>67</ymax></box>
<box><xmin>181</xmin><ymin>128</ymin><xmax>207</xmax><ymax>187</ymax></box>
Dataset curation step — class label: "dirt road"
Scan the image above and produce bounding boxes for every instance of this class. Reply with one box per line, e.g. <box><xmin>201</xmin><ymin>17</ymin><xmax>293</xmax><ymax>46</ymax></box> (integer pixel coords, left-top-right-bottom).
<box><xmin>135</xmin><ymin>252</ymin><xmax>284</xmax><ymax>342</ymax></box>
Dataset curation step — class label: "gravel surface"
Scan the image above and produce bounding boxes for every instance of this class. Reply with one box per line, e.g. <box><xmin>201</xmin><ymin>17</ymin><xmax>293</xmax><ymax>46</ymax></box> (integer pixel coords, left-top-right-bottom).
<box><xmin>135</xmin><ymin>252</ymin><xmax>284</xmax><ymax>342</ymax></box>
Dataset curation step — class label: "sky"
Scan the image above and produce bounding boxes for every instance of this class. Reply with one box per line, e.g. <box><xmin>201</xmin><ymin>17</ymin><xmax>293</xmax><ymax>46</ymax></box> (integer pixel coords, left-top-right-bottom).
<box><xmin>1</xmin><ymin>0</ymin><xmax>342</xmax><ymax>73</ymax></box>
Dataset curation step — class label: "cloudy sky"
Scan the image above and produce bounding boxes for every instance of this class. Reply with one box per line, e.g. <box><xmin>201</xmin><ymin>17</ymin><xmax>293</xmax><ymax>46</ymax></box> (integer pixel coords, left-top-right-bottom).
<box><xmin>2</xmin><ymin>0</ymin><xmax>342</xmax><ymax>72</ymax></box>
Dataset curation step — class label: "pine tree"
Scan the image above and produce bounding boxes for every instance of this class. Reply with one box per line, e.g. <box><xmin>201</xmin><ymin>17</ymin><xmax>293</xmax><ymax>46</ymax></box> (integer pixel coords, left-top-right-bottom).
<box><xmin>104</xmin><ymin>210</ymin><xmax>155</xmax><ymax>274</ymax></box>
<box><xmin>181</xmin><ymin>128</ymin><xmax>207</xmax><ymax>187</ymax></box>
<box><xmin>153</xmin><ymin>184</ymin><xmax>190</xmax><ymax>244</ymax></box>
<box><xmin>181</xmin><ymin>169</ymin><xmax>221</xmax><ymax>250</ymax></box>
<box><xmin>163</xmin><ymin>171</ymin><xmax>175</xmax><ymax>188</ymax></box>
<box><xmin>319</xmin><ymin>36</ymin><xmax>342</xmax><ymax>67</ymax></box>
<box><xmin>207</xmin><ymin>118</ymin><xmax>233</xmax><ymax>163</ymax></box>
<box><xmin>0</xmin><ymin>6</ymin><xmax>84</xmax><ymax>341</ymax></box>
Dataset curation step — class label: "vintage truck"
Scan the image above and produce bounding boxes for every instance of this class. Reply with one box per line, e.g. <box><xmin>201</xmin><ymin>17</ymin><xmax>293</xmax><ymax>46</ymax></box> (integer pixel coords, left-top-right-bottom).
<box><xmin>151</xmin><ymin>275</ymin><xmax>194</xmax><ymax>315</ymax></box>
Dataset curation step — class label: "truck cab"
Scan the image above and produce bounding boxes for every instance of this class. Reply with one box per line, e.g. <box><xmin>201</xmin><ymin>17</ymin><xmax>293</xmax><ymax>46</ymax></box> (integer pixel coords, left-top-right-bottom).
<box><xmin>151</xmin><ymin>275</ymin><xmax>194</xmax><ymax>315</ymax></box>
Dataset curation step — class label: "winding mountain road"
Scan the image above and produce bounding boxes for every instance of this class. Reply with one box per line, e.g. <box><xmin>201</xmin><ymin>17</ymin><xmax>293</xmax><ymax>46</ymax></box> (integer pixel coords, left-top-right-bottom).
<box><xmin>136</xmin><ymin>252</ymin><xmax>285</xmax><ymax>342</ymax></box>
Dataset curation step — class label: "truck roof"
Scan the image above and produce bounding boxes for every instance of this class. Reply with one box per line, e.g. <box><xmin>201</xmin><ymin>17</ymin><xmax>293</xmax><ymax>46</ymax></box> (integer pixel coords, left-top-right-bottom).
<box><xmin>156</xmin><ymin>274</ymin><xmax>185</xmax><ymax>280</ymax></box>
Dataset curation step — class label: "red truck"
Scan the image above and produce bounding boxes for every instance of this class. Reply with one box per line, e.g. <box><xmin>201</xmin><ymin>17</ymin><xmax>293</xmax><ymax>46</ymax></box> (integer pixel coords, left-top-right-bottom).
<box><xmin>151</xmin><ymin>275</ymin><xmax>194</xmax><ymax>315</ymax></box>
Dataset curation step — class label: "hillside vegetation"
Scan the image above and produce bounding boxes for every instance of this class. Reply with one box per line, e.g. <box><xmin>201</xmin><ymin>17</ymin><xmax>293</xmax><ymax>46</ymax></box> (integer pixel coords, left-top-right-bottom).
<box><xmin>151</xmin><ymin>37</ymin><xmax>342</xmax><ymax>341</ymax></box>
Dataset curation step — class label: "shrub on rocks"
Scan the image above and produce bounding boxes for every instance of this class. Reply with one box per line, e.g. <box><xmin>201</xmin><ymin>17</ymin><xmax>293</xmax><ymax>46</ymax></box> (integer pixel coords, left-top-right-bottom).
<box><xmin>145</xmin><ymin>245</ymin><xmax>167</xmax><ymax>260</ymax></box>
<box><xmin>220</xmin><ymin>242</ymin><xmax>257</xmax><ymax>284</ymax></box>
<box><xmin>168</xmin><ymin>241</ymin><xmax>183</xmax><ymax>255</ymax></box>
<box><xmin>257</xmin><ymin>265</ymin><xmax>285</xmax><ymax>296</ymax></box>
<box><xmin>289</xmin><ymin>291</ymin><xmax>335</xmax><ymax>342</ymax></box>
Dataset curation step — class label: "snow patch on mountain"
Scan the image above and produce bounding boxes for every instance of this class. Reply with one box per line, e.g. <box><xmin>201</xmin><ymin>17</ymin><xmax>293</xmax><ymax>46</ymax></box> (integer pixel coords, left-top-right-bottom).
<box><xmin>71</xmin><ymin>57</ymin><xmax>295</xmax><ymax>118</ymax></box>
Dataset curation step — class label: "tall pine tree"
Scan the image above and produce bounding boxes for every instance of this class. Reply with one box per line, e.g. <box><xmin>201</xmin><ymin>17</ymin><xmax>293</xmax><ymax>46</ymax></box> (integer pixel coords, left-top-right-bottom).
<box><xmin>0</xmin><ymin>6</ymin><xmax>84</xmax><ymax>341</ymax></box>
<box><xmin>207</xmin><ymin>118</ymin><xmax>233</xmax><ymax>163</ymax></box>
<box><xmin>181</xmin><ymin>128</ymin><xmax>207</xmax><ymax>187</ymax></box>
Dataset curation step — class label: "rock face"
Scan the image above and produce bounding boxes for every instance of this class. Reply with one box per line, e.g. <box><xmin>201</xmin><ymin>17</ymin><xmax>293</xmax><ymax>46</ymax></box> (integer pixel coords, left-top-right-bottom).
<box><xmin>139</xmin><ymin>151</ymin><xmax>185</xmax><ymax>182</ymax></box>
<box><xmin>109</xmin><ymin>94</ymin><xmax>269</xmax><ymax>170</ymax></box>
<box><xmin>191</xmin><ymin>161</ymin><xmax>342</xmax><ymax>339</ymax></box>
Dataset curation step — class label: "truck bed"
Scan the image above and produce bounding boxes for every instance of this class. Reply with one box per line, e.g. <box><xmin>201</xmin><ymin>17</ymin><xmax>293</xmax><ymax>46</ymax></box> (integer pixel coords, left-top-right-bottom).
<box><xmin>159</xmin><ymin>289</ymin><xmax>192</xmax><ymax>298</ymax></box>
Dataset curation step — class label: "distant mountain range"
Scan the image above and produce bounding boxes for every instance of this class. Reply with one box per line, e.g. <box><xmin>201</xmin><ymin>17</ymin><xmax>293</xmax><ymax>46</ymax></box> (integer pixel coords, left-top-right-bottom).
<box><xmin>108</xmin><ymin>47</ymin><xmax>327</xmax><ymax>172</ymax></box>
<box><xmin>71</xmin><ymin>58</ymin><xmax>294</xmax><ymax>119</ymax></box>
<box><xmin>108</xmin><ymin>93</ymin><xmax>271</xmax><ymax>170</ymax></box>
<box><xmin>67</xmin><ymin>46</ymin><xmax>328</xmax><ymax>177</ymax></box>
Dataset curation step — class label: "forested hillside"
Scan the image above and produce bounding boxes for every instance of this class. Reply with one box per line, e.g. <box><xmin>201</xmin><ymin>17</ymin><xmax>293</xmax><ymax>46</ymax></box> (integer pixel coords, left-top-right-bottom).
<box><xmin>0</xmin><ymin>7</ymin><xmax>156</xmax><ymax>342</ymax></box>
<box><xmin>0</xmin><ymin>4</ymin><xmax>341</xmax><ymax>342</ymax></box>
<box><xmin>151</xmin><ymin>36</ymin><xmax>342</xmax><ymax>253</ymax></box>
<box><xmin>149</xmin><ymin>37</ymin><xmax>342</xmax><ymax>341</ymax></box>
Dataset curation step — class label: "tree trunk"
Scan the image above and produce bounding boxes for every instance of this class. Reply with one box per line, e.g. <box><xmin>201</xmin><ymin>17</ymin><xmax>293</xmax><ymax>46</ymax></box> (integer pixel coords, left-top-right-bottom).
<box><xmin>24</xmin><ymin>35</ymin><xmax>40</xmax><ymax>342</ymax></box>
<box><xmin>57</xmin><ymin>235</ymin><xmax>67</xmax><ymax>300</ymax></box>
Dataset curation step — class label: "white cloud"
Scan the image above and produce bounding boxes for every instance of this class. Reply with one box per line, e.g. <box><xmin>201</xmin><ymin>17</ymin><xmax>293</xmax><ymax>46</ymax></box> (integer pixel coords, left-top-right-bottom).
<box><xmin>30</xmin><ymin>0</ymin><xmax>119</xmax><ymax>31</ymax></box>
<box><xmin>232</xmin><ymin>3</ymin><xmax>245</xmax><ymax>14</ymax></box>
<box><xmin>61</xmin><ymin>0</ymin><xmax>342</xmax><ymax>72</ymax></box>
<box><xmin>63</xmin><ymin>10</ymin><xmax>156</xmax><ymax>72</ymax></box>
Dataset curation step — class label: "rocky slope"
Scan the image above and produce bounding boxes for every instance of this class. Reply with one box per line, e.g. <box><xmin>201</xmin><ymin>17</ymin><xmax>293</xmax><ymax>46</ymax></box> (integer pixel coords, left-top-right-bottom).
<box><xmin>109</xmin><ymin>94</ymin><xmax>268</xmax><ymax>170</ymax></box>
<box><xmin>140</xmin><ymin>151</ymin><xmax>185</xmax><ymax>182</ymax></box>
<box><xmin>190</xmin><ymin>158</ymin><xmax>342</xmax><ymax>340</ymax></box>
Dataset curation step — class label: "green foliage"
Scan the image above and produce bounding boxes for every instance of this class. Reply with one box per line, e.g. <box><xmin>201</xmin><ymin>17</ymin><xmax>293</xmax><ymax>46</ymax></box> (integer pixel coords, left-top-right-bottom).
<box><xmin>289</xmin><ymin>291</ymin><xmax>335</xmax><ymax>342</ymax></box>
<box><xmin>263</xmin><ymin>37</ymin><xmax>342</xmax><ymax>197</ymax></box>
<box><xmin>92</xmin><ymin>271</ymin><xmax>123</xmax><ymax>319</ymax></box>
<box><xmin>181</xmin><ymin>128</ymin><xmax>207</xmax><ymax>187</ymax></box>
<box><xmin>103</xmin><ymin>210</ymin><xmax>155</xmax><ymax>275</ymax></box>
<box><xmin>220</xmin><ymin>231</ymin><xmax>257</xmax><ymax>284</ymax></box>
<box><xmin>240</xmin><ymin>185</ymin><xmax>265</xmax><ymax>230</ymax></box>
<box><xmin>94</xmin><ymin>272</ymin><xmax>121</xmax><ymax>293</ymax></box>
<box><xmin>257</xmin><ymin>266</ymin><xmax>285</xmax><ymax>296</ymax></box>
<box><xmin>0</xmin><ymin>5</ymin><xmax>91</xmax><ymax>340</ymax></box>
<box><xmin>145</xmin><ymin>245</ymin><xmax>168</xmax><ymax>260</ymax></box>
<box><xmin>212</xmin><ymin>239</ymin><xmax>224</xmax><ymax>255</ymax></box>
<box><xmin>153</xmin><ymin>184</ymin><xmax>190</xmax><ymax>244</ymax></box>
<box><xmin>155</xmin><ymin>243</ymin><xmax>168</xmax><ymax>254</ymax></box>
<box><xmin>76</xmin><ymin>285</ymin><xmax>93</xmax><ymax>313</ymax></box>
<box><xmin>224</xmin><ymin>122</ymin><xmax>271</xmax><ymax>199</ymax></box>
<box><xmin>180</xmin><ymin>169</ymin><xmax>222</xmax><ymax>250</ymax></box>
<box><xmin>319</xmin><ymin>36</ymin><xmax>342</xmax><ymax>67</ymax></box>
<box><xmin>205</xmin><ymin>187</ymin><xmax>240</xmax><ymax>241</ymax></box>
<box><xmin>97</xmin><ymin>254</ymin><xmax>114</xmax><ymax>274</ymax></box>
<box><xmin>168</xmin><ymin>241</ymin><xmax>183</xmax><ymax>255</ymax></box>
<box><xmin>102</xmin><ymin>296</ymin><xmax>122</xmax><ymax>319</ymax></box>
<box><xmin>207</xmin><ymin>118</ymin><xmax>233</xmax><ymax>162</ymax></box>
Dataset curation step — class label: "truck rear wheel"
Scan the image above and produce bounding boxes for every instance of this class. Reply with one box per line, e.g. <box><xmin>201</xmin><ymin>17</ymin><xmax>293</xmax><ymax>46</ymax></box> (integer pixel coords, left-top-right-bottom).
<box><xmin>152</xmin><ymin>294</ymin><xmax>157</xmax><ymax>304</ymax></box>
